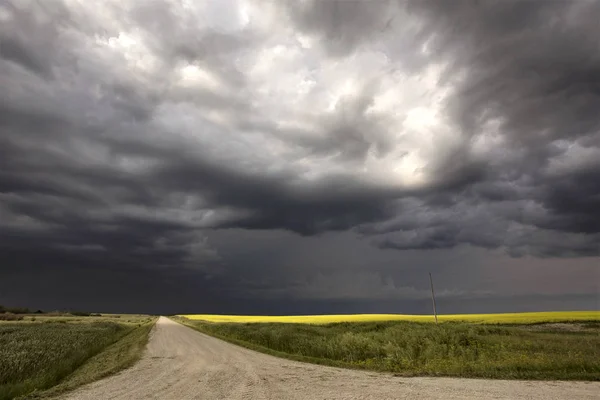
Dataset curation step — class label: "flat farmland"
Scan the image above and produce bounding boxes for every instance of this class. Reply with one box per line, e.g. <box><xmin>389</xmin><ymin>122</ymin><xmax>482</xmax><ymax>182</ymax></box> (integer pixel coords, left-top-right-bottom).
<box><xmin>0</xmin><ymin>314</ymin><xmax>155</xmax><ymax>400</ymax></box>
<box><xmin>3</xmin><ymin>312</ymin><xmax>599</xmax><ymax>400</ymax></box>
<box><xmin>175</xmin><ymin>311</ymin><xmax>600</xmax><ymax>381</ymax></box>
<box><xmin>62</xmin><ymin>317</ymin><xmax>600</xmax><ymax>400</ymax></box>
<box><xmin>180</xmin><ymin>310</ymin><xmax>600</xmax><ymax>324</ymax></box>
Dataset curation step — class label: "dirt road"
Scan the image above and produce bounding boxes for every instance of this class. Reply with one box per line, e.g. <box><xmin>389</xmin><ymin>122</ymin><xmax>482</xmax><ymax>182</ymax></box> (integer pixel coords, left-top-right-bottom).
<box><xmin>62</xmin><ymin>317</ymin><xmax>600</xmax><ymax>399</ymax></box>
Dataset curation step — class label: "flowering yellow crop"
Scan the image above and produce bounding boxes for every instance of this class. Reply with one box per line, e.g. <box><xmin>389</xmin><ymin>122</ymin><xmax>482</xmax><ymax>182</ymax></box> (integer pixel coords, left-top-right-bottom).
<box><xmin>180</xmin><ymin>310</ymin><xmax>599</xmax><ymax>324</ymax></box>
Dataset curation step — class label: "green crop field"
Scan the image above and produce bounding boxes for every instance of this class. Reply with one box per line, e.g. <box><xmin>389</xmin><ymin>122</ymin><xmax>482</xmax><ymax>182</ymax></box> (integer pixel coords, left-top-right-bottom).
<box><xmin>175</xmin><ymin>311</ymin><xmax>600</xmax><ymax>381</ymax></box>
<box><xmin>0</xmin><ymin>314</ymin><xmax>155</xmax><ymax>400</ymax></box>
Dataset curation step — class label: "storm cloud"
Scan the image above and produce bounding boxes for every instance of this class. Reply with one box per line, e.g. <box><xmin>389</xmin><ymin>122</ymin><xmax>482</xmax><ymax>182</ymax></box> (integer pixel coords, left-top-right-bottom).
<box><xmin>0</xmin><ymin>0</ymin><xmax>598</xmax><ymax>313</ymax></box>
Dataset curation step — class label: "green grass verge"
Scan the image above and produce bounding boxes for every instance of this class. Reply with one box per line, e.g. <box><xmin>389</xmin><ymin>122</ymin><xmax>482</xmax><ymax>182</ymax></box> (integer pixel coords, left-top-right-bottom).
<box><xmin>0</xmin><ymin>316</ymin><xmax>156</xmax><ymax>400</ymax></box>
<box><xmin>173</xmin><ymin>317</ymin><xmax>600</xmax><ymax>381</ymax></box>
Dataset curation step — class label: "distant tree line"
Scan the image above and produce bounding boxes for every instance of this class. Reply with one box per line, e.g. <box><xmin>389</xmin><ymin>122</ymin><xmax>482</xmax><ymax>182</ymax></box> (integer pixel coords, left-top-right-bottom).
<box><xmin>0</xmin><ymin>304</ymin><xmax>101</xmax><ymax>320</ymax></box>
<box><xmin>0</xmin><ymin>305</ymin><xmax>42</xmax><ymax>314</ymax></box>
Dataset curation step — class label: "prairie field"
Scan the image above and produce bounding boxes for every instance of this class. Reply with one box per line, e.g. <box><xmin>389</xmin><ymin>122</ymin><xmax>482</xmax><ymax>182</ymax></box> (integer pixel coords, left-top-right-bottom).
<box><xmin>176</xmin><ymin>311</ymin><xmax>600</xmax><ymax>380</ymax></box>
<box><xmin>0</xmin><ymin>314</ymin><xmax>155</xmax><ymax>400</ymax></box>
<box><xmin>181</xmin><ymin>310</ymin><xmax>600</xmax><ymax>324</ymax></box>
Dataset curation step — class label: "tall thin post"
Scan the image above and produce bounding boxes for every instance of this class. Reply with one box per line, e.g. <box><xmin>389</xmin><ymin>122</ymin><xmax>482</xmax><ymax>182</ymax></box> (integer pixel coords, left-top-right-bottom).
<box><xmin>429</xmin><ymin>272</ymin><xmax>438</xmax><ymax>324</ymax></box>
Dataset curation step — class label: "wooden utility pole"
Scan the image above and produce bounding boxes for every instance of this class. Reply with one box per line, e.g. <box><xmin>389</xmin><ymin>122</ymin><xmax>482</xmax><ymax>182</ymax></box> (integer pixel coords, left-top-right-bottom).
<box><xmin>429</xmin><ymin>272</ymin><xmax>438</xmax><ymax>324</ymax></box>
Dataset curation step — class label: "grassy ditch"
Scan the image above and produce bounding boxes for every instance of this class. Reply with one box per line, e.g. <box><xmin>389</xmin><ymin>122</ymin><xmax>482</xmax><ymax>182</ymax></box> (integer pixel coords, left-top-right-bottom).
<box><xmin>176</xmin><ymin>317</ymin><xmax>600</xmax><ymax>381</ymax></box>
<box><xmin>0</xmin><ymin>315</ymin><xmax>155</xmax><ymax>400</ymax></box>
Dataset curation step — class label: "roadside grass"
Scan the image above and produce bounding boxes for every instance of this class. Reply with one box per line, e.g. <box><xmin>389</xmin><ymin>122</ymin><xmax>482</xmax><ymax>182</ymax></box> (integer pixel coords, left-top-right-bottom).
<box><xmin>175</xmin><ymin>317</ymin><xmax>600</xmax><ymax>381</ymax></box>
<box><xmin>180</xmin><ymin>311</ymin><xmax>600</xmax><ymax>324</ymax></box>
<box><xmin>0</xmin><ymin>315</ymin><xmax>155</xmax><ymax>400</ymax></box>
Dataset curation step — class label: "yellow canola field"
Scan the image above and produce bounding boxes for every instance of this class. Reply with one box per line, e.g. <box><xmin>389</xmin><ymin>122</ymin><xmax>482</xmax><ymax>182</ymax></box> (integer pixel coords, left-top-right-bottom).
<box><xmin>180</xmin><ymin>310</ymin><xmax>599</xmax><ymax>324</ymax></box>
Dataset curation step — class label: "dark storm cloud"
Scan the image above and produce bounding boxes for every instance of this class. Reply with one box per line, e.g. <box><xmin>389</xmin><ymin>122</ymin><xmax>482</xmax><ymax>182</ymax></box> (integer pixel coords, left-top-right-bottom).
<box><xmin>0</xmin><ymin>1</ymin><xmax>66</xmax><ymax>78</ymax></box>
<box><xmin>280</xmin><ymin>0</ymin><xmax>397</xmax><ymax>58</ymax></box>
<box><xmin>274</xmin><ymin>0</ymin><xmax>600</xmax><ymax>255</ymax></box>
<box><xmin>0</xmin><ymin>0</ymin><xmax>599</xmax><ymax>312</ymax></box>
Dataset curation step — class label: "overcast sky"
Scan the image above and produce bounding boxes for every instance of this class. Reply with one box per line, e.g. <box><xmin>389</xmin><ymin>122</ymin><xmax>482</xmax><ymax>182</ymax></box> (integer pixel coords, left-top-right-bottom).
<box><xmin>1</xmin><ymin>0</ymin><xmax>599</xmax><ymax>315</ymax></box>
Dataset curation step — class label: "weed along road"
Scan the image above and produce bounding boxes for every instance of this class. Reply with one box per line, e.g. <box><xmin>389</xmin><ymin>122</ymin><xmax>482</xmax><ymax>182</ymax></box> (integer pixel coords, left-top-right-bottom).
<box><xmin>62</xmin><ymin>317</ymin><xmax>600</xmax><ymax>400</ymax></box>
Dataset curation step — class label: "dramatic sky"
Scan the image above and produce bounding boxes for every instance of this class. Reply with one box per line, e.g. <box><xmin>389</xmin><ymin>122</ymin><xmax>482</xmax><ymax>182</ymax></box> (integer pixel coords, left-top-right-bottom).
<box><xmin>1</xmin><ymin>0</ymin><xmax>599</xmax><ymax>315</ymax></box>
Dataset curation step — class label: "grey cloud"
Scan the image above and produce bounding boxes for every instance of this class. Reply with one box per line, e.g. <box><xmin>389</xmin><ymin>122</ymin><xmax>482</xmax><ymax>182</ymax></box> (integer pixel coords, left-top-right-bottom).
<box><xmin>0</xmin><ymin>1</ymin><xmax>66</xmax><ymax>78</ymax></box>
<box><xmin>279</xmin><ymin>0</ymin><xmax>397</xmax><ymax>58</ymax></box>
<box><xmin>0</xmin><ymin>34</ymin><xmax>51</xmax><ymax>77</ymax></box>
<box><xmin>2</xmin><ymin>0</ymin><xmax>598</xmax><ymax>249</ymax></box>
<box><xmin>411</xmin><ymin>0</ymin><xmax>600</xmax><ymax>144</ymax></box>
<box><xmin>0</xmin><ymin>0</ymin><xmax>599</xmax><ymax>312</ymax></box>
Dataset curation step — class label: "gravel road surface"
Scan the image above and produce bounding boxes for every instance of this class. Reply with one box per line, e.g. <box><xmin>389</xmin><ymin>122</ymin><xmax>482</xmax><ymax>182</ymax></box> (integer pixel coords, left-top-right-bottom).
<box><xmin>62</xmin><ymin>317</ymin><xmax>600</xmax><ymax>400</ymax></box>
